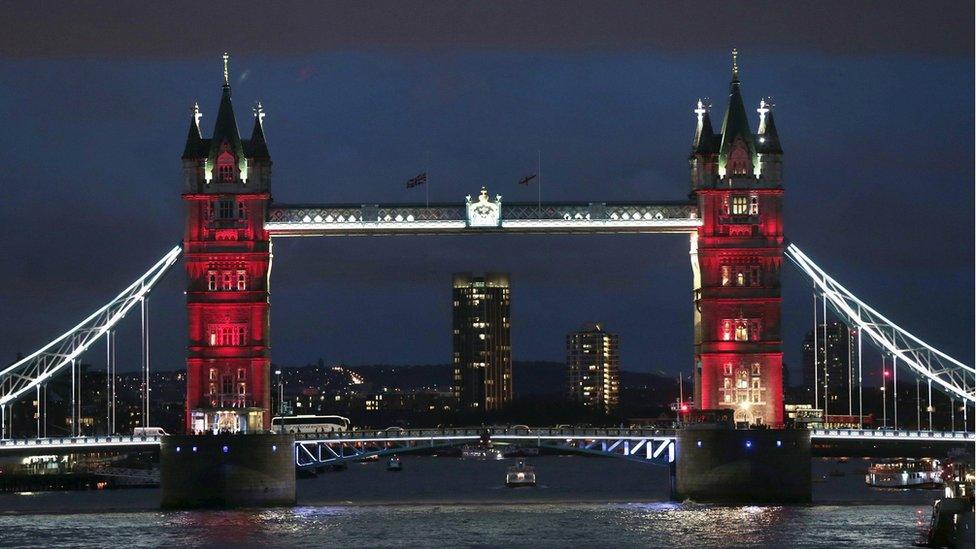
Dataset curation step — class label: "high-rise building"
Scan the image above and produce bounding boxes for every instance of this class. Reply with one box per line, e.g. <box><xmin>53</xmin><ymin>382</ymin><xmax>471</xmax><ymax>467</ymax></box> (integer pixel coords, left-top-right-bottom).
<box><xmin>802</xmin><ymin>320</ymin><xmax>856</xmax><ymax>415</ymax></box>
<box><xmin>452</xmin><ymin>273</ymin><xmax>512</xmax><ymax>411</ymax></box>
<box><xmin>566</xmin><ymin>323</ymin><xmax>620</xmax><ymax>413</ymax></box>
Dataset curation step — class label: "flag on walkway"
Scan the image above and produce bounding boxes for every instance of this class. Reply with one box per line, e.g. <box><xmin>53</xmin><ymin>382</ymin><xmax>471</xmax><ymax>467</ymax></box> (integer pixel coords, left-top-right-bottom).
<box><xmin>518</xmin><ymin>173</ymin><xmax>537</xmax><ymax>186</ymax></box>
<box><xmin>406</xmin><ymin>172</ymin><xmax>427</xmax><ymax>188</ymax></box>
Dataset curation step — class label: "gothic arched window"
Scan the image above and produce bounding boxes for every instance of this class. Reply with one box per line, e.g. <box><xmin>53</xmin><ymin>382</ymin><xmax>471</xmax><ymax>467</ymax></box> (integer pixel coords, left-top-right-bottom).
<box><xmin>216</xmin><ymin>144</ymin><xmax>236</xmax><ymax>182</ymax></box>
<box><xmin>728</xmin><ymin>140</ymin><xmax>751</xmax><ymax>176</ymax></box>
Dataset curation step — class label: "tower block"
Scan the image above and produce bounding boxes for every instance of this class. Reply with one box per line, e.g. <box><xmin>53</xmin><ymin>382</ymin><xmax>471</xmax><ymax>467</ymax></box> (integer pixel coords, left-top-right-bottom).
<box><xmin>690</xmin><ymin>51</ymin><xmax>785</xmax><ymax>427</ymax></box>
<box><xmin>181</xmin><ymin>55</ymin><xmax>274</xmax><ymax>433</ymax></box>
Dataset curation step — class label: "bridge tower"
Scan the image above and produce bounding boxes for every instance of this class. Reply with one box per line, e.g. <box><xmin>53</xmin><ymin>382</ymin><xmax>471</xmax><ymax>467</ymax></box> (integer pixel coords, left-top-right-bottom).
<box><xmin>181</xmin><ymin>54</ymin><xmax>273</xmax><ymax>433</ymax></box>
<box><xmin>690</xmin><ymin>50</ymin><xmax>785</xmax><ymax>427</ymax></box>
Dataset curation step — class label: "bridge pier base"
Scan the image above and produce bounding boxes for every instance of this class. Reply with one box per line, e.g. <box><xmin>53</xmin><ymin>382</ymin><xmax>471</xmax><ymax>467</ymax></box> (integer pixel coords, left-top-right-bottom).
<box><xmin>160</xmin><ymin>434</ymin><xmax>295</xmax><ymax>509</ymax></box>
<box><xmin>673</xmin><ymin>428</ymin><xmax>811</xmax><ymax>504</ymax></box>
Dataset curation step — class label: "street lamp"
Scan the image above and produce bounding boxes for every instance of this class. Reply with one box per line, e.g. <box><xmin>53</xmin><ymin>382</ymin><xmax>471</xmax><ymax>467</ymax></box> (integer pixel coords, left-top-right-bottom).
<box><xmin>881</xmin><ymin>367</ymin><xmax>890</xmax><ymax>429</ymax></box>
<box><xmin>274</xmin><ymin>369</ymin><xmax>283</xmax><ymax>416</ymax></box>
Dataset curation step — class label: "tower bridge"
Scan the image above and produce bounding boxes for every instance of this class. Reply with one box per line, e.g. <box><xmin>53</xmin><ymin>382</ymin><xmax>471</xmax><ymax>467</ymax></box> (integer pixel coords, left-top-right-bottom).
<box><xmin>0</xmin><ymin>52</ymin><xmax>973</xmax><ymax>507</ymax></box>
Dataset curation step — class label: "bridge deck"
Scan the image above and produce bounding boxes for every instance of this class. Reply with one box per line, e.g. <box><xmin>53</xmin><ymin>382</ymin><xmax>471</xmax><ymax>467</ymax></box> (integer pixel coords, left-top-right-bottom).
<box><xmin>266</xmin><ymin>202</ymin><xmax>701</xmax><ymax>236</ymax></box>
<box><xmin>0</xmin><ymin>428</ymin><xmax>970</xmax><ymax>455</ymax></box>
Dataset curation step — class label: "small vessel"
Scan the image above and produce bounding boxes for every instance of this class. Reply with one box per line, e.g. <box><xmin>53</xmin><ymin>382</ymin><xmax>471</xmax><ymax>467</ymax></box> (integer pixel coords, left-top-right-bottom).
<box><xmin>865</xmin><ymin>458</ymin><xmax>941</xmax><ymax>488</ymax></box>
<box><xmin>386</xmin><ymin>455</ymin><xmax>402</xmax><ymax>472</ymax></box>
<box><xmin>919</xmin><ymin>458</ymin><xmax>974</xmax><ymax>547</ymax></box>
<box><xmin>506</xmin><ymin>459</ymin><xmax>536</xmax><ymax>488</ymax></box>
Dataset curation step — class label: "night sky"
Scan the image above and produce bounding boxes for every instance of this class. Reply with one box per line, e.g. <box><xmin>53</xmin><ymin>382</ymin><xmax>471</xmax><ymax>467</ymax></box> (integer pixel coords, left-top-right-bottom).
<box><xmin>1</xmin><ymin>3</ymin><xmax>972</xmax><ymax>383</ymax></box>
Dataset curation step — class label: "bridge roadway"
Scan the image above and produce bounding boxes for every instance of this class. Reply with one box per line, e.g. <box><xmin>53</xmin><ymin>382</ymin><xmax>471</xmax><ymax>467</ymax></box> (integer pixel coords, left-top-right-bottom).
<box><xmin>0</xmin><ymin>428</ymin><xmax>971</xmax><ymax>464</ymax></box>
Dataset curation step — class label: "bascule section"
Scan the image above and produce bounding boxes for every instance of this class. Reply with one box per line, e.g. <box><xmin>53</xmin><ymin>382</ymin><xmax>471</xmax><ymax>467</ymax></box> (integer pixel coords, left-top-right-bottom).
<box><xmin>181</xmin><ymin>55</ymin><xmax>273</xmax><ymax>434</ymax></box>
<box><xmin>691</xmin><ymin>51</ymin><xmax>786</xmax><ymax>427</ymax></box>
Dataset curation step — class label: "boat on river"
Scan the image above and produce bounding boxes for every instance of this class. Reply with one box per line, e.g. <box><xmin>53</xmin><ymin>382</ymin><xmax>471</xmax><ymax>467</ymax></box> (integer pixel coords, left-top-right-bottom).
<box><xmin>505</xmin><ymin>459</ymin><xmax>537</xmax><ymax>488</ymax></box>
<box><xmin>865</xmin><ymin>458</ymin><xmax>941</xmax><ymax>488</ymax></box>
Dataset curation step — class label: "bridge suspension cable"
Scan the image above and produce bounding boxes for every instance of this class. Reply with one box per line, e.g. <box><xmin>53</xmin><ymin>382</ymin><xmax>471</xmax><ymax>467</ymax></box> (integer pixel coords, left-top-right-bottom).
<box><xmin>0</xmin><ymin>246</ymin><xmax>182</xmax><ymax>421</ymax></box>
<box><xmin>786</xmin><ymin>243</ymin><xmax>975</xmax><ymax>405</ymax></box>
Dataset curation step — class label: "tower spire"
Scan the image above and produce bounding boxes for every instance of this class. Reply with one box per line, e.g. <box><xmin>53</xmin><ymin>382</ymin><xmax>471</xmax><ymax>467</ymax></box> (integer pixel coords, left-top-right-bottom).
<box><xmin>731</xmin><ymin>48</ymin><xmax>739</xmax><ymax>81</ymax></box>
<box><xmin>222</xmin><ymin>52</ymin><xmax>230</xmax><ymax>86</ymax></box>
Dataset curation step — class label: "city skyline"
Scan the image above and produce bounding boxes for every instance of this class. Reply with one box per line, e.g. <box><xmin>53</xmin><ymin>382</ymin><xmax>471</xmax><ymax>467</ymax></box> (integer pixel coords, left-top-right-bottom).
<box><xmin>0</xmin><ymin>6</ymin><xmax>972</xmax><ymax>381</ymax></box>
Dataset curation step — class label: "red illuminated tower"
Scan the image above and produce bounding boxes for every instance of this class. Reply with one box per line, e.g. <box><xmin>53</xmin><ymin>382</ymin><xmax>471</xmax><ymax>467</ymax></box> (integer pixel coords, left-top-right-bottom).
<box><xmin>182</xmin><ymin>54</ymin><xmax>273</xmax><ymax>433</ymax></box>
<box><xmin>690</xmin><ymin>50</ymin><xmax>785</xmax><ymax>426</ymax></box>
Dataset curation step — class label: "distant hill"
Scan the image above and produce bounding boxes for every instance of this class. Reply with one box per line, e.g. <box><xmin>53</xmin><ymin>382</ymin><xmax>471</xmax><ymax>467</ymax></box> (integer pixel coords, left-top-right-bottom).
<box><xmin>345</xmin><ymin>361</ymin><xmax>681</xmax><ymax>403</ymax></box>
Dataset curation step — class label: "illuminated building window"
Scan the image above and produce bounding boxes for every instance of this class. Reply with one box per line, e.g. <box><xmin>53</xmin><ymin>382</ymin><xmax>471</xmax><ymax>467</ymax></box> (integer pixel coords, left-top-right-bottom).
<box><xmin>238</xmin><ymin>382</ymin><xmax>247</xmax><ymax>396</ymax></box>
<box><xmin>751</xmin><ymin>363</ymin><xmax>761</xmax><ymax>376</ymax></box>
<box><xmin>209</xmin><ymin>368</ymin><xmax>218</xmax><ymax>381</ymax></box>
<box><xmin>735</xmin><ymin>270</ymin><xmax>746</xmax><ymax>286</ymax></box>
<box><xmin>208</xmin><ymin>324</ymin><xmax>248</xmax><ymax>346</ymax></box>
<box><xmin>749</xmin><ymin>195</ymin><xmax>760</xmax><ymax>215</ymax></box>
<box><xmin>208</xmin><ymin>383</ymin><xmax>216</xmax><ymax>396</ymax></box>
<box><xmin>222</xmin><ymin>375</ymin><xmax>233</xmax><ymax>395</ymax></box>
<box><xmin>720</xmin><ymin>265</ymin><xmax>731</xmax><ymax>286</ymax></box>
<box><xmin>723</xmin><ymin>363</ymin><xmax>733</xmax><ymax>375</ymax></box>
<box><xmin>721</xmin><ymin>320</ymin><xmax>733</xmax><ymax>341</ymax></box>
<box><xmin>207</xmin><ymin>271</ymin><xmax>217</xmax><ymax>291</ymax></box>
<box><xmin>737</xmin><ymin>372</ymin><xmax>749</xmax><ymax>389</ymax></box>
<box><xmin>723</xmin><ymin>377</ymin><xmax>732</xmax><ymax>389</ymax></box>
<box><xmin>236</xmin><ymin>270</ymin><xmax>247</xmax><ymax>291</ymax></box>
<box><xmin>751</xmin><ymin>389</ymin><xmax>761</xmax><ymax>403</ymax></box>
<box><xmin>751</xmin><ymin>378</ymin><xmax>761</xmax><ymax>389</ymax></box>
<box><xmin>724</xmin><ymin>394</ymin><xmax>732</xmax><ymax>403</ymax></box>
<box><xmin>731</xmin><ymin>195</ymin><xmax>749</xmax><ymax>215</ymax></box>
<box><xmin>237</xmin><ymin>368</ymin><xmax>246</xmax><ymax>381</ymax></box>
<box><xmin>222</xmin><ymin>272</ymin><xmax>233</xmax><ymax>290</ymax></box>
<box><xmin>734</xmin><ymin>320</ymin><xmax>748</xmax><ymax>341</ymax></box>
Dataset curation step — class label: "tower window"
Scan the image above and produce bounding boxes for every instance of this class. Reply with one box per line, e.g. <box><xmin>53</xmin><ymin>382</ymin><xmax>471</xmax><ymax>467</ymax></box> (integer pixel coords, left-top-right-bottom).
<box><xmin>731</xmin><ymin>196</ymin><xmax>749</xmax><ymax>215</ymax></box>
<box><xmin>218</xmin><ymin>200</ymin><xmax>235</xmax><ymax>219</ymax></box>
<box><xmin>222</xmin><ymin>272</ymin><xmax>233</xmax><ymax>290</ymax></box>
<box><xmin>216</xmin><ymin>148</ymin><xmax>236</xmax><ymax>182</ymax></box>
<box><xmin>749</xmin><ymin>195</ymin><xmax>760</xmax><ymax>215</ymax></box>
<box><xmin>208</xmin><ymin>324</ymin><xmax>248</xmax><ymax>346</ymax></box>
<box><xmin>728</xmin><ymin>141</ymin><xmax>751</xmax><ymax>175</ymax></box>
<box><xmin>237</xmin><ymin>202</ymin><xmax>246</xmax><ymax>219</ymax></box>
<box><xmin>735</xmin><ymin>270</ymin><xmax>746</xmax><ymax>287</ymax></box>
<box><xmin>207</xmin><ymin>271</ymin><xmax>217</xmax><ymax>291</ymax></box>
<box><xmin>236</xmin><ymin>270</ymin><xmax>247</xmax><ymax>291</ymax></box>
<box><xmin>720</xmin><ymin>265</ymin><xmax>731</xmax><ymax>286</ymax></box>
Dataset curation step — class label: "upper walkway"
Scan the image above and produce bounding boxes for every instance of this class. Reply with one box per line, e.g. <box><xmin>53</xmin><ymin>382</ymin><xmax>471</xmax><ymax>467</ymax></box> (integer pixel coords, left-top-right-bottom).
<box><xmin>265</xmin><ymin>200</ymin><xmax>700</xmax><ymax>236</ymax></box>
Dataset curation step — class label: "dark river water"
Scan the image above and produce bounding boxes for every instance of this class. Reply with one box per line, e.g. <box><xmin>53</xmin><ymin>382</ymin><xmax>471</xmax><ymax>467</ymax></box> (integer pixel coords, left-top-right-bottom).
<box><xmin>0</xmin><ymin>457</ymin><xmax>949</xmax><ymax>547</ymax></box>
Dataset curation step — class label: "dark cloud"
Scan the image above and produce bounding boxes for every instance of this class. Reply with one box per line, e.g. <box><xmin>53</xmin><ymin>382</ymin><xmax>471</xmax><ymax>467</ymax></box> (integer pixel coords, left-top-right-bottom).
<box><xmin>2</xmin><ymin>1</ymin><xmax>971</xmax><ymax>59</ymax></box>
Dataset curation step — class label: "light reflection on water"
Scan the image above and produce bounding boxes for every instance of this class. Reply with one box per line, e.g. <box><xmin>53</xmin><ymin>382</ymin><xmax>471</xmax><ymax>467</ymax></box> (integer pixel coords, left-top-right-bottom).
<box><xmin>0</xmin><ymin>503</ymin><xmax>924</xmax><ymax>548</ymax></box>
<box><xmin>0</xmin><ymin>458</ymin><xmax>944</xmax><ymax>548</ymax></box>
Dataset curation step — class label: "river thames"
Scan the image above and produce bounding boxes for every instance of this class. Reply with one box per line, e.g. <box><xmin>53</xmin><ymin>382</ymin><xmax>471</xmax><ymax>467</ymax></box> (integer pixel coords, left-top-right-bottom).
<box><xmin>0</xmin><ymin>457</ymin><xmax>942</xmax><ymax>547</ymax></box>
